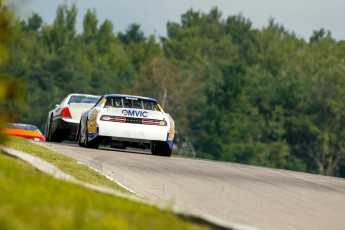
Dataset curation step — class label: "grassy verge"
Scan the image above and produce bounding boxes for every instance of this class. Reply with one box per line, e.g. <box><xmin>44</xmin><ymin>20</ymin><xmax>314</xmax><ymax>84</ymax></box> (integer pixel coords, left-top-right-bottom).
<box><xmin>1</xmin><ymin>137</ymin><xmax>216</xmax><ymax>229</ymax></box>
<box><xmin>3</xmin><ymin>136</ymin><xmax>128</xmax><ymax>193</ymax></box>
<box><xmin>0</xmin><ymin>151</ymin><xmax>213</xmax><ymax>229</ymax></box>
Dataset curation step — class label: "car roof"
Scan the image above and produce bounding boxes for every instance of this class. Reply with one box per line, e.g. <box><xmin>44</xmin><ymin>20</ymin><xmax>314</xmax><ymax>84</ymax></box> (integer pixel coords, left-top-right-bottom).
<box><xmin>104</xmin><ymin>94</ymin><xmax>158</xmax><ymax>103</ymax></box>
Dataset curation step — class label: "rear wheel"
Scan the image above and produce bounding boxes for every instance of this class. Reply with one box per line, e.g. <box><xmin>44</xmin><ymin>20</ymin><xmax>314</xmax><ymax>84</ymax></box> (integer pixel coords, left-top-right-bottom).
<box><xmin>44</xmin><ymin>117</ymin><xmax>51</xmax><ymax>141</ymax></box>
<box><xmin>50</xmin><ymin>130</ymin><xmax>62</xmax><ymax>143</ymax></box>
<box><xmin>151</xmin><ymin>141</ymin><xmax>172</xmax><ymax>157</ymax></box>
<box><xmin>47</xmin><ymin>117</ymin><xmax>61</xmax><ymax>142</ymax></box>
<box><xmin>77</xmin><ymin>122</ymin><xmax>84</xmax><ymax>147</ymax></box>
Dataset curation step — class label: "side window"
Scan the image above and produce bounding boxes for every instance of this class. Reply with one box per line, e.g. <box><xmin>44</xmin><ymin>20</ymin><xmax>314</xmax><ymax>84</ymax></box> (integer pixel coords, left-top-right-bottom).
<box><xmin>142</xmin><ymin>100</ymin><xmax>161</xmax><ymax>111</ymax></box>
<box><xmin>133</xmin><ymin>100</ymin><xmax>142</xmax><ymax>109</ymax></box>
<box><xmin>113</xmin><ymin>98</ymin><xmax>122</xmax><ymax>107</ymax></box>
<box><xmin>123</xmin><ymin>99</ymin><xmax>132</xmax><ymax>108</ymax></box>
<box><xmin>104</xmin><ymin>99</ymin><xmax>110</xmax><ymax>108</ymax></box>
<box><xmin>153</xmin><ymin>103</ymin><xmax>161</xmax><ymax>111</ymax></box>
<box><xmin>143</xmin><ymin>100</ymin><xmax>153</xmax><ymax>110</ymax></box>
<box><xmin>104</xmin><ymin>97</ymin><xmax>122</xmax><ymax>108</ymax></box>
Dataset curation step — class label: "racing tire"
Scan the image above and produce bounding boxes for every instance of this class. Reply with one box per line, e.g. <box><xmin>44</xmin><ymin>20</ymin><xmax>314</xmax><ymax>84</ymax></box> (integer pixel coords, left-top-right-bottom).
<box><xmin>77</xmin><ymin>123</ymin><xmax>85</xmax><ymax>147</ymax></box>
<box><xmin>44</xmin><ymin>118</ymin><xmax>51</xmax><ymax>142</ymax></box>
<box><xmin>84</xmin><ymin>120</ymin><xmax>99</xmax><ymax>149</ymax></box>
<box><xmin>151</xmin><ymin>141</ymin><xmax>172</xmax><ymax>157</ymax></box>
<box><xmin>50</xmin><ymin>130</ymin><xmax>62</xmax><ymax>143</ymax></box>
<box><xmin>47</xmin><ymin>117</ymin><xmax>61</xmax><ymax>143</ymax></box>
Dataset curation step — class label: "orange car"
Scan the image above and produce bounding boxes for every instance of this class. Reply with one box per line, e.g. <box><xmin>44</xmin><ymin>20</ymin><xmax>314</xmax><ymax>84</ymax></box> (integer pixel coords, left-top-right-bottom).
<box><xmin>3</xmin><ymin>123</ymin><xmax>46</xmax><ymax>141</ymax></box>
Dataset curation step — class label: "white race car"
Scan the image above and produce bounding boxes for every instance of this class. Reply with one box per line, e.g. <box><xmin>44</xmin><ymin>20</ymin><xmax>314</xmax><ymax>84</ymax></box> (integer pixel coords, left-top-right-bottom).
<box><xmin>77</xmin><ymin>94</ymin><xmax>175</xmax><ymax>156</ymax></box>
<box><xmin>45</xmin><ymin>93</ymin><xmax>100</xmax><ymax>142</ymax></box>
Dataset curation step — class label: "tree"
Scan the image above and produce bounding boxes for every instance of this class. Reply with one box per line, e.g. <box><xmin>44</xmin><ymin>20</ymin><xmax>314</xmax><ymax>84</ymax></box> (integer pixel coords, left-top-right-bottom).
<box><xmin>0</xmin><ymin>1</ymin><xmax>25</xmax><ymax>137</ymax></box>
<box><xmin>119</xmin><ymin>23</ymin><xmax>145</xmax><ymax>45</ymax></box>
<box><xmin>82</xmin><ymin>9</ymin><xmax>98</xmax><ymax>43</ymax></box>
<box><xmin>22</xmin><ymin>13</ymin><xmax>43</xmax><ymax>31</ymax></box>
<box><xmin>4</xmin><ymin>3</ymin><xmax>345</xmax><ymax>177</ymax></box>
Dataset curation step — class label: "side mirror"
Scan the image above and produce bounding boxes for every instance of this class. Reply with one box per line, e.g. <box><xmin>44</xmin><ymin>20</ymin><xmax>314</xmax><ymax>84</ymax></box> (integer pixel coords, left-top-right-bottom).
<box><xmin>55</xmin><ymin>104</ymin><xmax>59</xmax><ymax>108</ymax></box>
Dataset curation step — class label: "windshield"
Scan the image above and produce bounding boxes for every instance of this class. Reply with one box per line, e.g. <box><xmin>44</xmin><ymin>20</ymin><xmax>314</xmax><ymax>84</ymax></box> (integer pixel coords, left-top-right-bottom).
<box><xmin>7</xmin><ymin>123</ymin><xmax>38</xmax><ymax>131</ymax></box>
<box><xmin>68</xmin><ymin>95</ymin><xmax>100</xmax><ymax>104</ymax></box>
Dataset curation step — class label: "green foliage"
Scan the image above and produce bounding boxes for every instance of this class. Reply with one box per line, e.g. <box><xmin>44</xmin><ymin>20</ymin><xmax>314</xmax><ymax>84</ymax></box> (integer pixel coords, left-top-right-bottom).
<box><xmin>22</xmin><ymin>13</ymin><xmax>43</xmax><ymax>31</ymax></box>
<box><xmin>3</xmin><ymin>3</ymin><xmax>345</xmax><ymax>177</ymax></box>
<box><xmin>0</xmin><ymin>1</ymin><xmax>25</xmax><ymax>141</ymax></box>
<box><xmin>119</xmin><ymin>23</ymin><xmax>146</xmax><ymax>44</ymax></box>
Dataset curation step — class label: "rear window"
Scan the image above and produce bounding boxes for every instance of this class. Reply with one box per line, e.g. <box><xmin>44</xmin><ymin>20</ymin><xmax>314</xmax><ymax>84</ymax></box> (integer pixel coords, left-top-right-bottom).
<box><xmin>68</xmin><ymin>95</ymin><xmax>100</xmax><ymax>104</ymax></box>
<box><xmin>104</xmin><ymin>97</ymin><xmax>161</xmax><ymax>111</ymax></box>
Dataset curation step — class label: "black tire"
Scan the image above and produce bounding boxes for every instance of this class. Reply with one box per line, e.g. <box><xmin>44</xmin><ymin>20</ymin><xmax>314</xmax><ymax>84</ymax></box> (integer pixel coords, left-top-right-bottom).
<box><xmin>77</xmin><ymin>123</ymin><xmax>85</xmax><ymax>147</ymax></box>
<box><xmin>46</xmin><ymin>117</ymin><xmax>61</xmax><ymax>142</ymax></box>
<box><xmin>44</xmin><ymin>118</ymin><xmax>51</xmax><ymax>142</ymax></box>
<box><xmin>84</xmin><ymin>120</ymin><xmax>99</xmax><ymax>149</ymax></box>
<box><xmin>50</xmin><ymin>128</ymin><xmax>61</xmax><ymax>143</ymax></box>
<box><xmin>151</xmin><ymin>141</ymin><xmax>172</xmax><ymax>157</ymax></box>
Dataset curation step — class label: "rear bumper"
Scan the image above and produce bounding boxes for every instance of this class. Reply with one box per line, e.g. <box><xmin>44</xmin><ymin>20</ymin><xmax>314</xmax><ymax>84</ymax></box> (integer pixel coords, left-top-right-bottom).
<box><xmin>52</xmin><ymin>117</ymin><xmax>79</xmax><ymax>137</ymax></box>
<box><xmin>97</xmin><ymin>121</ymin><xmax>169</xmax><ymax>141</ymax></box>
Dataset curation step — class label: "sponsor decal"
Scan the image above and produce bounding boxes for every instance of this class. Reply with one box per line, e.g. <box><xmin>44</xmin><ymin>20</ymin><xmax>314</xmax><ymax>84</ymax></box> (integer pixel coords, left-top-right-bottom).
<box><xmin>122</xmin><ymin>109</ymin><xmax>148</xmax><ymax>117</ymax></box>
<box><xmin>88</xmin><ymin>127</ymin><xmax>99</xmax><ymax>141</ymax></box>
<box><xmin>88</xmin><ymin>110</ymin><xmax>99</xmax><ymax>133</ymax></box>
<box><xmin>166</xmin><ymin>133</ymin><xmax>174</xmax><ymax>150</ymax></box>
<box><xmin>168</xmin><ymin>117</ymin><xmax>175</xmax><ymax>141</ymax></box>
<box><xmin>126</xmin><ymin>96</ymin><xmax>138</xmax><ymax>100</ymax></box>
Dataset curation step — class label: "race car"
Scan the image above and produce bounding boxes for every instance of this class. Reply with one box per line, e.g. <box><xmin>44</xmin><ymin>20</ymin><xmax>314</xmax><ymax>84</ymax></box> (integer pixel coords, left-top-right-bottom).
<box><xmin>45</xmin><ymin>93</ymin><xmax>100</xmax><ymax>142</ymax></box>
<box><xmin>76</xmin><ymin>94</ymin><xmax>175</xmax><ymax>156</ymax></box>
<box><xmin>3</xmin><ymin>123</ymin><xmax>46</xmax><ymax>141</ymax></box>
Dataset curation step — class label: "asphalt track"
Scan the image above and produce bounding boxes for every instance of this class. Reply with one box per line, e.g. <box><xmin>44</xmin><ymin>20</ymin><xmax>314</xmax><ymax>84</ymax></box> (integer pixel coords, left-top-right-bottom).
<box><xmin>39</xmin><ymin>142</ymin><xmax>345</xmax><ymax>230</ymax></box>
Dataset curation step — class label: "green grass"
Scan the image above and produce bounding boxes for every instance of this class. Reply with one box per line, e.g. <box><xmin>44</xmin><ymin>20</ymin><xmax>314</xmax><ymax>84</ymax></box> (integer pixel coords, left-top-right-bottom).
<box><xmin>0</xmin><ymin>151</ymin><xmax>213</xmax><ymax>230</ymax></box>
<box><xmin>3</xmin><ymin>136</ymin><xmax>128</xmax><ymax>193</ymax></box>
<box><xmin>0</xmin><ymin>137</ymin><xmax>216</xmax><ymax>229</ymax></box>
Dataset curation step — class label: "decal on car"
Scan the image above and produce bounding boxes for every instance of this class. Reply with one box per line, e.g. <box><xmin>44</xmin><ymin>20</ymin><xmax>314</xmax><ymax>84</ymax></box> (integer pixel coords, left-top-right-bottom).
<box><xmin>88</xmin><ymin>110</ymin><xmax>99</xmax><ymax>133</ymax></box>
<box><xmin>122</xmin><ymin>110</ymin><xmax>148</xmax><ymax>117</ymax></box>
<box><xmin>168</xmin><ymin>117</ymin><xmax>175</xmax><ymax>141</ymax></box>
<box><xmin>88</xmin><ymin>127</ymin><xmax>99</xmax><ymax>141</ymax></box>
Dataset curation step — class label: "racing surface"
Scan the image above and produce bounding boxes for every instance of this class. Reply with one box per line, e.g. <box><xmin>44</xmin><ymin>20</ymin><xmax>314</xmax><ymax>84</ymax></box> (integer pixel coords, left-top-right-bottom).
<box><xmin>39</xmin><ymin>142</ymin><xmax>345</xmax><ymax>230</ymax></box>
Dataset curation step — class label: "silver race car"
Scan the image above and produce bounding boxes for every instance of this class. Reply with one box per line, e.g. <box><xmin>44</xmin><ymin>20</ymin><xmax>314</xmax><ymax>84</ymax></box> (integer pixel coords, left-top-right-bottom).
<box><xmin>77</xmin><ymin>94</ymin><xmax>175</xmax><ymax>156</ymax></box>
<box><xmin>45</xmin><ymin>93</ymin><xmax>100</xmax><ymax>142</ymax></box>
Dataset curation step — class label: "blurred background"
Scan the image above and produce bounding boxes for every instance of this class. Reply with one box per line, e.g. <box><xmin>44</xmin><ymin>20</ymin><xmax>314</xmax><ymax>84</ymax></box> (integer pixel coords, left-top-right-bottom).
<box><xmin>2</xmin><ymin>0</ymin><xmax>345</xmax><ymax>177</ymax></box>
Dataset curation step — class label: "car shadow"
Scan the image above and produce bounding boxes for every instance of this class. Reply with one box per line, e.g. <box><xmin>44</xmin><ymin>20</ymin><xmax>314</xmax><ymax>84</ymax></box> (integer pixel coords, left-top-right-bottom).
<box><xmin>60</xmin><ymin>141</ymin><xmax>153</xmax><ymax>156</ymax></box>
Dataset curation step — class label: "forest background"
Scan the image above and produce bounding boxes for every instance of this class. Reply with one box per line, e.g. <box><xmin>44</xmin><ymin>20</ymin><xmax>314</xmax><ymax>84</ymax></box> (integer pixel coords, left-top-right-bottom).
<box><xmin>2</xmin><ymin>4</ymin><xmax>345</xmax><ymax>178</ymax></box>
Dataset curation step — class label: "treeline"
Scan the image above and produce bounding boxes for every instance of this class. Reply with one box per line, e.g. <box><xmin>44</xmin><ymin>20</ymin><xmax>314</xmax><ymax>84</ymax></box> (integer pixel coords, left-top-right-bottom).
<box><xmin>3</xmin><ymin>4</ymin><xmax>345</xmax><ymax>177</ymax></box>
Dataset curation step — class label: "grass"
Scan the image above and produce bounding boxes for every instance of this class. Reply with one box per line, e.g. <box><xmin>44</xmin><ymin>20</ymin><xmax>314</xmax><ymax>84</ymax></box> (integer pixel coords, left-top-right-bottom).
<box><xmin>3</xmin><ymin>136</ymin><xmax>128</xmax><ymax>193</ymax></box>
<box><xmin>0</xmin><ymin>136</ymin><xmax>217</xmax><ymax>229</ymax></box>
